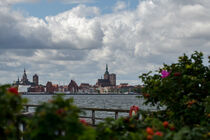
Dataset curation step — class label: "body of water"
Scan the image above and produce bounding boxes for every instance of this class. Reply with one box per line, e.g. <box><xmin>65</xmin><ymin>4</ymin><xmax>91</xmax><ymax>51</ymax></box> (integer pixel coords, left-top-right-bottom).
<box><xmin>22</xmin><ymin>94</ymin><xmax>159</xmax><ymax>122</ymax></box>
<box><xmin>23</xmin><ymin>94</ymin><xmax>157</xmax><ymax>110</ymax></box>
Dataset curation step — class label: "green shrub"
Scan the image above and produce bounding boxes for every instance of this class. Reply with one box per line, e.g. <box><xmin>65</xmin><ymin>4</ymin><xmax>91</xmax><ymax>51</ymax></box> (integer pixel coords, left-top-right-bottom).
<box><xmin>25</xmin><ymin>95</ymin><xmax>95</xmax><ymax>140</ymax></box>
<box><xmin>0</xmin><ymin>85</ymin><xmax>27</xmax><ymax>140</ymax></box>
<box><xmin>140</xmin><ymin>51</ymin><xmax>210</xmax><ymax>127</ymax></box>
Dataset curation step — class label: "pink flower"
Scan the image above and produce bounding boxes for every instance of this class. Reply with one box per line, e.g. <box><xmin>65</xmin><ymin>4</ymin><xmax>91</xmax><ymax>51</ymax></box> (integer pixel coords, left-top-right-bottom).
<box><xmin>161</xmin><ymin>70</ymin><xmax>170</xmax><ymax>78</ymax></box>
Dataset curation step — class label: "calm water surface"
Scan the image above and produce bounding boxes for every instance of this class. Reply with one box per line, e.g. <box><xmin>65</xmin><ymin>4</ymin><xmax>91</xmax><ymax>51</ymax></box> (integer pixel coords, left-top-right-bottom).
<box><xmin>23</xmin><ymin>94</ymin><xmax>158</xmax><ymax>110</ymax></box>
<box><xmin>22</xmin><ymin>94</ymin><xmax>159</xmax><ymax>121</ymax></box>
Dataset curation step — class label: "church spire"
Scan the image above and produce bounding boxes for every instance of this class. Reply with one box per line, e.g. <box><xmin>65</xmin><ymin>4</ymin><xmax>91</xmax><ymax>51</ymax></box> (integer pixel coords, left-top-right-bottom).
<box><xmin>22</xmin><ymin>68</ymin><xmax>28</xmax><ymax>85</ymax></box>
<box><xmin>106</xmin><ymin>64</ymin><xmax>108</xmax><ymax>72</ymax></box>
<box><xmin>104</xmin><ymin>64</ymin><xmax>109</xmax><ymax>76</ymax></box>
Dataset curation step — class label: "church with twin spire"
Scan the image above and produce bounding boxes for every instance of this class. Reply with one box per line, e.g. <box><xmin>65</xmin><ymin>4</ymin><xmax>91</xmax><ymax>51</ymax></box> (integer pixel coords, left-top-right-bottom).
<box><xmin>96</xmin><ymin>64</ymin><xmax>116</xmax><ymax>87</ymax></box>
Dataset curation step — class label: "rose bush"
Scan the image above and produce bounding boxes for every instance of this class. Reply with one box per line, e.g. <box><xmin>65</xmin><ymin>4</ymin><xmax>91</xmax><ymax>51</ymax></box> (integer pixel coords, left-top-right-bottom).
<box><xmin>96</xmin><ymin>112</ymin><xmax>209</xmax><ymax>140</ymax></box>
<box><xmin>25</xmin><ymin>95</ymin><xmax>95</xmax><ymax>140</ymax></box>
<box><xmin>140</xmin><ymin>51</ymin><xmax>210</xmax><ymax>128</ymax></box>
<box><xmin>0</xmin><ymin>85</ymin><xmax>27</xmax><ymax>140</ymax></box>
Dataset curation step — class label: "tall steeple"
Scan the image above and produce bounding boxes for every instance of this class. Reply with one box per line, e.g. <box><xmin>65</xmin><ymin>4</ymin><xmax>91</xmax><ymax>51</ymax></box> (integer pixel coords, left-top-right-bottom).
<box><xmin>104</xmin><ymin>64</ymin><xmax>109</xmax><ymax>80</ymax></box>
<box><xmin>23</xmin><ymin>69</ymin><xmax>27</xmax><ymax>79</ymax></box>
<box><xmin>16</xmin><ymin>76</ymin><xmax>20</xmax><ymax>85</ymax></box>
<box><xmin>104</xmin><ymin>64</ymin><xmax>109</xmax><ymax>75</ymax></box>
<box><xmin>21</xmin><ymin>68</ymin><xmax>29</xmax><ymax>85</ymax></box>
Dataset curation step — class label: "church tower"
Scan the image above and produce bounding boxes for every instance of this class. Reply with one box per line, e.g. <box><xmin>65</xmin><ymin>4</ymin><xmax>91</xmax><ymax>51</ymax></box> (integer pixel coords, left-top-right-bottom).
<box><xmin>104</xmin><ymin>64</ymin><xmax>109</xmax><ymax>80</ymax></box>
<box><xmin>33</xmin><ymin>74</ymin><xmax>39</xmax><ymax>86</ymax></box>
<box><xmin>109</xmin><ymin>74</ymin><xmax>116</xmax><ymax>86</ymax></box>
<box><xmin>21</xmin><ymin>69</ymin><xmax>29</xmax><ymax>85</ymax></box>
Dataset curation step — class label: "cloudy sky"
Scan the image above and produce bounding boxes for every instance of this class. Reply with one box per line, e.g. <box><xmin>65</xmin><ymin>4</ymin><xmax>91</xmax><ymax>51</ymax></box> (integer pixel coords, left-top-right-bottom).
<box><xmin>0</xmin><ymin>0</ymin><xmax>209</xmax><ymax>85</ymax></box>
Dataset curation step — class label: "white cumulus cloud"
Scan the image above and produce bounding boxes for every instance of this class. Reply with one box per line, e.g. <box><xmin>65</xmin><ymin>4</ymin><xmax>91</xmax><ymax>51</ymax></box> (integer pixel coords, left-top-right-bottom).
<box><xmin>113</xmin><ymin>1</ymin><xmax>127</xmax><ymax>12</ymax></box>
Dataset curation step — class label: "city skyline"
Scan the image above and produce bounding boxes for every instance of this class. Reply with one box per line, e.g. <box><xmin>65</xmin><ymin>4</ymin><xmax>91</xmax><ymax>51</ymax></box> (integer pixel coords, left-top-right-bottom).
<box><xmin>14</xmin><ymin>65</ymin><xmax>137</xmax><ymax>94</ymax></box>
<box><xmin>13</xmin><ymin>64</ymin><xmax>128</xmax><ymax>86</ymax></box>
<box><xmin>0</xmin><ymin>0</ymin><xmax>210</xmax><ymax>85</ymax></box>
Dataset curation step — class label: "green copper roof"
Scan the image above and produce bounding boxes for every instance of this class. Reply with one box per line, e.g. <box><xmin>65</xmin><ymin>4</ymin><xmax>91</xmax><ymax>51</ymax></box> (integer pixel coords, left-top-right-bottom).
<box><xmin>104</xmin><ymin>64</ymin><xmax>109</xmax><ymax>75</ymax></box>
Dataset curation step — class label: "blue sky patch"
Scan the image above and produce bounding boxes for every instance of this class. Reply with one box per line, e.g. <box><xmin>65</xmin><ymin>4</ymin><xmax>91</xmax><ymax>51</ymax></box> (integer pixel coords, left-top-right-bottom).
<box><xmin>12</xmin><ymin>0</ymin><xmax>139</xmax><ymax>18</ymax></box>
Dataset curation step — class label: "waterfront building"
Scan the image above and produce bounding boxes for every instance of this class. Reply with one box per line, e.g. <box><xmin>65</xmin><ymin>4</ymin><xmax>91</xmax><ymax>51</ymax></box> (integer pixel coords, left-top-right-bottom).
<box><xmin>68</xmin><ymin>80</ymin><xmax>79</xmax><ymax>93</ymax></box>
<box><xmin>79</xmin><ymin>83</ymin><xmax>90</xmax><ymax>93</ymax></box>
<box><xmin>116</xmin><ymin>83</ymin><xmax>135</xmax><ymax>94</ymax></box>
<box><xmin>14</xmin><ymin>69</ymin><xmax>33</xmax><ymax>85</ymax></box>
<box><xmin>46</xmin><ymin>81</ymin><xmax>54</xmax><ymax>93</ymax></box>
<box><xmin>98</xmin><ymin>86</ymin><xmax>117</xmax><ymax>94</ymax></box>
<box><xmin>58</xmin><ymin>85</ymin><xmax>68</xmax><ymax>92</ymax></box>
<box><xmin>18</xmin><ymin>85</ymin><xmax>30</xmax><ymax>93</ymax></box>
<box><xmin>21</xmin><ymin>69</ymin><xmax>30</xmax><ymax>85</ymax></box>
<box><xmin>96</xmin><ymin>64</ymin><xmax>116</xmax><ymax>87</ymax></box>
<box><xmin>78</xmin><ymin>83</ymin><xmax>97</xmax><ymax>94</ymax></box>
<box><xmin>28</xmin><ymin>85</ymin><xmax>45</xmax><ymax>92</ymax></box>
<box><xmin>53</xmin><ymin>84</ymin><xmax>59</xmax><ymax>92</ymax></box>
<box><xmin>13</xmin><ymin>69</ymin><xmax>38</xmax><ymax>93</ymax></box>
<box><xmin>109</xmin><ymin>74</ymin><xmax>116</xmax><ymax>86</ymax></box>
<box><xmin>14</xmin><ymin>69</ymin><xmax>38</xmax><ymax>87</ymax></box>
<box><xmin>33</xmin><ymin>74</ymin><xmax>39</xmax><ymax>86</ymax></box>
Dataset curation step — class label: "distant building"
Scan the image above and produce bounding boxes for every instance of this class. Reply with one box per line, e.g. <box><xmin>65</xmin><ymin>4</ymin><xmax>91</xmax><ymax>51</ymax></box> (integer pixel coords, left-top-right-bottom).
<box><xmin>117</xmin><ymin>83</ymin><xmax>135</xmax><ymax>94</ymax></box>
<box><xmin>33</xmin><ymin>74</ymin><xmax>39</xmax><ymax>86</ymax></box>
<box><xmin>28</xmin><ymin>85</ymin><xmax>45</xmax><ymax>92</ymax></box>
<box><xmin>98</xmin><ymin>86</ymin><xmax>116</xmax><ymax>94</ymax></box>
<box><xmin>13</xmin><ymin>69</ymin><xmax>46</xmax><ymax>93</ymax></box>
<box><xmin>18</xmin><ymin>85</ymin><xmax>30</xmax><ymax>93</ymax></box>
<box><xmin>96</xmin><ymin>64</ymin><xmax>116</xmax><ymax>87</ymax></box>
<box><xmin>68</xmin><ymin>80</ymin><xmax>79</xmax><ymax>93</ymax></box>
<box><xmin>17</xmin><ymin>69</ymin><xmax>33</xmax><ymax>85</ymax></box>
<box><xmin>21</xmin><ymin>69</ymin><xmax>30</xmax><ymax>85</ymax></box>
<box><xmin>96</xmin><ymin>79</ymin><xmax>110</xmax><ymax>87</ymax></box>
<box><xmin>53</xmin><ymin>84</ymin><xmax>59</xmax><ymax>92</ymax></box>
<box><xmin>58</xmin><ymin>85</ymin><xmax>68</xmax><ymax>92</ymax></box>
<box><xmin>109</xmin><ymin>74</ymin><xmax>116</xmax><ymax>86</ymax></box>
<box><xmin>14</xmin><ymin>69</ymin><xmax>36</xmax><ymax>86</ymax></box>
<box><xmin>79</xmin><ymin>83</ymin><xmax>92</xmax><ymax>93</ymax></box>
<box><xmin>46</xmin><ymin>81</ymin><xmax>54</xmax><ymax>93</ymax></box>
<box><xmin>118</xmin><ymin>83</ymin><xmax>128</xmax><ymax>87</ymax></box>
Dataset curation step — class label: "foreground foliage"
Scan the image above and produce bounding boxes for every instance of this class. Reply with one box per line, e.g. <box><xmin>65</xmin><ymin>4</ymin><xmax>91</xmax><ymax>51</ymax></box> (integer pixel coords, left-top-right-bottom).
<box><xmin>0</xmin><ymin>85</ymin><xmax>27</xmax><ymax>140</ymax></box>
<box><xmin>140</xmin><ymin>51</ymin><xmax>210</xmax><ymax>128</ymax></box>
<box><xmin>25</xmin><ymin>96</ymin><xmax>95</xmax><ymax>140</ymax></box>
<box><xmin>0</xmin><ymin>51</ymin><xmax>209</xmax><ymax>140</ymax></box>
<box><xmin>96</xmin><ymin>51</ymin><xmax>210</xmax><ymax>140</ymax></box>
